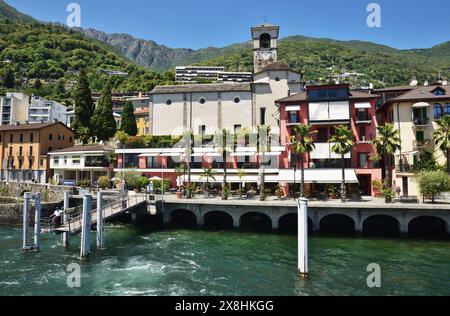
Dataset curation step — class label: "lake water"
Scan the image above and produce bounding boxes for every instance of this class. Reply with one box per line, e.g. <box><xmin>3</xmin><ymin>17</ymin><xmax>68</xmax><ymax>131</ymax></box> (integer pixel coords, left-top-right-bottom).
<box><xmin>0</xmin><ymin>225</ymin><xmax>449</xmax><ymax>296</ymax></box>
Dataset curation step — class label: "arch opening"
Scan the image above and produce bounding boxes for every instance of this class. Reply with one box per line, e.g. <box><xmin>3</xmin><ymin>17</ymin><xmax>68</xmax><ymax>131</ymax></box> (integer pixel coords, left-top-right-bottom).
<box><xmin>259</xmin><ymin>33</ymin><xmax>271</xmax><ymax>49</ymax></box>
<box><xmin>203</xmin><ymin>211</ymin><xmax>233</xmax><ymax>231</ymax></box>
<box><xmin>169</xmin><ymin>209</ymin><xmax>197</xmax><ymax>229</ymax></box>
<box><xmin>278</xmin><ymin>214</ymin><xmax>314</xmax><ymax>235</ymax></box>
<box><xmin>320</xmin><ymin>214</ymin><xmax>355</xmax><ymax>236</ymax></box>
<box><xmin>363</xmin><ymin>215</ymin><xmax>401</xmax><ymax>238</ymax></box>
<box><xmin>409</xmin><ymin>216</ymin><xmax>449</xmax><ymax>238</ymax></box>
<box><xmin>240</xmin><ymin>212</ymin><xmax>272</xmax><ymax>233</ymax></box>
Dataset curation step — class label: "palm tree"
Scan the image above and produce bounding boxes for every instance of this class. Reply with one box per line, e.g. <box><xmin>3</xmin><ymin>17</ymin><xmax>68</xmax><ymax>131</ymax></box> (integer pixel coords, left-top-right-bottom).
<box><xmin>329</xmin><ymin>126</ymin><xmax>354</xmax><ymax>202</ymax></box>
<box><xmin>237</xmin><ymin>168</ymin><xmax>247</xmax><ymax>197</ymax></box>
<box><xmin>200</xmin><ymin>167</ymin><xmax>217</xmax><ymax>189</ymax></box>
<box><xmin>257</xmin><ymin>125</ymin><xmax>271</xmax><ymax>201</ymax></box>
<box><xmin>373</xmin><ymin>124</ymin><xmax>401</xmax><ymax>186</ymax></box>
<box><xmin>183</xmin><ymin>131</ymin><xmax>194</xmax><ymax>199</ymax></box>
<box><xmin>291</xmin><ymin>124</ymin><xmax>317</xmax><ymax>198</ymax></box>
<box><xmin>216</xmin><ymin>129</ymin><xmax>232</xmax><ymax>200</ymax></box>
<box><xmin>432</xmin><ymin>115</ymin><xmax>450</xmax><ymax>175</ymax></box>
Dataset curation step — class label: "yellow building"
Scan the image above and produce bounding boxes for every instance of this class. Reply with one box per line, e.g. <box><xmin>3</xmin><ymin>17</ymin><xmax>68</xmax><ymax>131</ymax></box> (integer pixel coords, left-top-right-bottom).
<box><xmin>134</xmin><ymin>108</ymin><xmax>150</xmax><ymax>136</ymax></box>
<box><xmin>0</xmin><ymin>122</ymin><xmax>74</xmax><ymax>183</ymax></box>
<box><xmin>378</xmin><ymin>83</ymin><xmax>450</xmax><ymax>197</ymax></box>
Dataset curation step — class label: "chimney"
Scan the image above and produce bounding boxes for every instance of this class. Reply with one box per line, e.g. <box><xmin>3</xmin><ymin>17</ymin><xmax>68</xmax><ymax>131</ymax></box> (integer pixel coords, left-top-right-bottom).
<box><xmin>410</xmin><ymin>78</ymin><xmax>418</xmax><ymax>86</ymax></box>
<box><xmin>424</xmin><ymin>80</ymin><xmax>429</xmax><ymax>86</ymax></box>
<box><xmin>287</xmin><ymin>89</ymin><xmax>291</xmax><ymax>97</ymax></box>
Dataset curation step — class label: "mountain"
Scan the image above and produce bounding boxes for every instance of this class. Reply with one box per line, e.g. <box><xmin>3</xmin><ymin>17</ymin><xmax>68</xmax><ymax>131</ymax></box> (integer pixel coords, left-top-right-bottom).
<box><xmin>0</xmin><ymin>0</ymin><xmax>36</xmax><ymax>23</ymax></box>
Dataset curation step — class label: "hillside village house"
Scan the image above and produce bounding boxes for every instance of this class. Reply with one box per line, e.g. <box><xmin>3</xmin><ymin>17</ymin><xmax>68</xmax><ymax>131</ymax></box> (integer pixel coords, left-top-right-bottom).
<box><xmin>49</xmin><ymin>145</ymin><xmax>115</xmax><ymax>186</ymax></box>
<box><xmin>135</xmin><ymin>108</ymin><xmax>151</xmax><ymax>136</ymax></box>
<box><xmin>0</xmin><ymin>122</ymin><xmax>74</xmax><ymax>183</ymax></box>
<box><xmin>377</xmin><ymin>82</ymin><xmax>450</xmax><ymax>197</ymax></box>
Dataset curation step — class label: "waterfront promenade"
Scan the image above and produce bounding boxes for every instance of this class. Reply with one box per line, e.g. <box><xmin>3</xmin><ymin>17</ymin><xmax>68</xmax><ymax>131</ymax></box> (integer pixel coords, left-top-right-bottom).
<box><xmin>158</xmin><ymin>195</ymin><xmax>450</xmax><ymax>236</ymax></box>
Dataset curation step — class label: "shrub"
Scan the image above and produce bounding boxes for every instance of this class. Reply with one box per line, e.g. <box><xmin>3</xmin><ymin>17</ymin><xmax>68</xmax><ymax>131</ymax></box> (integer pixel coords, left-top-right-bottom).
<box><xmin>418</xmin><ymin>171</ymin><xmax>450</xmax><ymax>203</ymax></box>
<box><xmin>98</xmin><ymin>176</ymin><xmax>111</xmax><ymax>190</ymax></box>
<box><xmin>77</xmin><ymin>178</ymin><xmax>91</xmax><ymax>189</ymax></box>
<box><xmin>152</xmin><ymin>179</ymin><xmax>171</xmax><ymax>193</ymax></box>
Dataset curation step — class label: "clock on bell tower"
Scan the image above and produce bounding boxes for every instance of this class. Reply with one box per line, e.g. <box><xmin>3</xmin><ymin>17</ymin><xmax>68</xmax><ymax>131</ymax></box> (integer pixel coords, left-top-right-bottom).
<box><xmin>251</xmin><ymin>24</ymin><xmax>279</xmax><ymax>73</ymax></box>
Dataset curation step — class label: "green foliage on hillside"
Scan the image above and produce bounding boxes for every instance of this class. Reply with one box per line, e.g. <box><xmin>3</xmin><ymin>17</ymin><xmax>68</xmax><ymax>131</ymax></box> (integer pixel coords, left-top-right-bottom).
<box><xmin>195</xmin><ymin>37</ymin><xmax>450</xmax><ymax>88</ymax></box>
<box><xmin>0</xmin><ymin>20</ymin><xmax>174</xmax><ymax>102</ymax></box>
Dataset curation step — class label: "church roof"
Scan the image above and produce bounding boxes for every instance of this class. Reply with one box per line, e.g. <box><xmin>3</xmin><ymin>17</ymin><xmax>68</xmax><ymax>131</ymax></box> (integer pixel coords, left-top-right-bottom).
<box><xmin>150</xmin><ymin>83</ymin><xmax>252</xmax><ymax>95</ymax></box>
<box><xmin>254</xmin><ymin>62</ymin><xmax>299</xmax><ymax>75</ymax></box>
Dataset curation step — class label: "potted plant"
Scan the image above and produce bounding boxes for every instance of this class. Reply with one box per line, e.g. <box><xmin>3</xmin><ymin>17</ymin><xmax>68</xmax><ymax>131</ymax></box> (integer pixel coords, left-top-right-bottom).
<box><xmin>382</xmin><ymin>188</ymin><xmax>395</xmax><ymax>204</ymax></box>
<box><xmin>275</xmin><ymin>185</ymin><xmax>285</xmax><ymax>200</ymax></box>
<box><xmin>98</xmin><ymin>176</ymin><xmax>111</xmax><ymax>190</ymax></box>
<box><xmin>78</xmin><ymin>178</ymin><xmax>91</xmax><ymax>195</ymax></box>
<box><xmin>350</xmin><ymin>183</ymin><xmax>361</xmax><ymax>201</ymax></box>
<box><xmin>325</xmin><ymin>184</ymin><xmax>338</xmax><ymax>200</ymax></box>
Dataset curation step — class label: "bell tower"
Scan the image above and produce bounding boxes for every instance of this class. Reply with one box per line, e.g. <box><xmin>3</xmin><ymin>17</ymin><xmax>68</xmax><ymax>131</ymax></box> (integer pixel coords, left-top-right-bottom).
<box><xmin>251</xmin><ymin>24</ymin><xmax>279</xmax><ymax>73</ymax></box>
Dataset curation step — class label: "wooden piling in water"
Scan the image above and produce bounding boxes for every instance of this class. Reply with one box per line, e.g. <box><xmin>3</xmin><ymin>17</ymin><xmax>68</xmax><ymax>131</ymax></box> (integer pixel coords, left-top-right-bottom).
<box><xmin>22</xmin><ymin>192</ymin><xmax>31</xmax><ymax>252</ymax></box>
<box><xmin>33</xmin><ymin>193</ymin><xmax>41</xmax><ymax>251</ymax></box>
<box><xmin>97</xmin><ymin>192</ymin><xmax>104</xmax><ymax>251</ymax></box>
<box><xmin>80</xmin><ymin>194</ymin><xmax>92</xmax><ymax>259</ymax></box>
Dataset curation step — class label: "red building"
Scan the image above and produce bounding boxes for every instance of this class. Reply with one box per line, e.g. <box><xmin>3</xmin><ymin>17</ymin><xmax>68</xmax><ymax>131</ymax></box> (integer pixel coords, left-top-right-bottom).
<box><xmin>276</xmin><ymin>84</ymin><xmax>382</xmax><ymax>196</ymax></box>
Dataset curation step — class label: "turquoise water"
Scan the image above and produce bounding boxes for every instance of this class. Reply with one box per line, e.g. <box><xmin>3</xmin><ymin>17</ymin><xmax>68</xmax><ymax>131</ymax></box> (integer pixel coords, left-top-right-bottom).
<box><xmin>0</xmin><ymin>225</ymin><xmax>449</xmax><ymax>296</ymax></box>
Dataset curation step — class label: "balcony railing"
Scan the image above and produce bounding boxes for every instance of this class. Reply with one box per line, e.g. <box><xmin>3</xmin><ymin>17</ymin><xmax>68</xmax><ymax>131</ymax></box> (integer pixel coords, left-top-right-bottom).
<box><xmin>413</xmin><ymin>139</ymin><xmax>430</xmax><ymax>149</ymax></box>
<box><xmin>413</xmin><ymin>117</ymin><xmax>430</xmax><ymax>126</ymax></box>
<box><xmin>396</xmin><ymin>164</ymin><xmax>414</xmax><ymax>173</ymax></box>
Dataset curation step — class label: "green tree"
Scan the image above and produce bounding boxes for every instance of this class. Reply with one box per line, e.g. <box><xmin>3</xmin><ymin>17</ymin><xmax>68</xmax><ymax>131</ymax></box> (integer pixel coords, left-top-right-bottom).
<box><xmin>432</xmin><ymin>115</ymin><xmax>450</xmax><ymax>175</ymax></box>
<box><xmin>418</xmin><ymin>170</ymin><xmax>450</xmax><ymax>203</ymax></box>
<box><xmin>373</xmin><ymin>124</ymin><xmax>401</xmax><ymax>186</ymax></box>
<box><xmin>2</xmin><ymin>66</ymin><xmax>14</xmax><ymax>88</ymax></box>
<box><xmin>291</xmin><ymin>124</ymin><xmax>317</xmax><ymax>198</ymax></box>
<box><xmin>329</xmin><ymin>125</ymin><xmax>354</xmax><ymax>202</ymax></box>
<box><xmin>237</xmin><ymin>168</ymin><xmax>247</xmax><ymax>197</ymax></box>
<box><xmin>72</xmin><ymin>69</ymin><xmax>95</xmax><ymax>144</ymax></box>
<box><xmin>91</xmin><ymin>82</ymin><xmax>117</xmax><ymax>142</ymax></box>
<box><xmin>200</xmin><ymin>167</ymin><xmax>217</xmax><ymax>189</ymax></box>
<box><xmin>121</xmin><ymin>101</ymin><xmax>138</xmax><ymax>136</ymax></box>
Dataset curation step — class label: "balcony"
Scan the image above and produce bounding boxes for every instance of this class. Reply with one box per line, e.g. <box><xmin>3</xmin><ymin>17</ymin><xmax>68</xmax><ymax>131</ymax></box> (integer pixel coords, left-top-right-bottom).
<box><xmin>413</xmin><ymin>117</ymin><xmax>430</xmax><ymax>127</ymax></box>
<box><xmin>396</xmin><ymin>164</ymin><xmax>414</xmax><ymax>173</ymax></box>
<box><xmin>355</xmin><ymin>114</ymin><xmax>372</xmax><ymax>124</ymax></box>
<box><xmin>413</xmin><ymin>139</ymin><xmax>430</xmax><ymax>150</ymax></box>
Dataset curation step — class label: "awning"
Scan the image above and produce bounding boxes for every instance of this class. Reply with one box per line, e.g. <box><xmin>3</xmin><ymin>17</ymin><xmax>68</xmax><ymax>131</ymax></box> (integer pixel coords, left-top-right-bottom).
<box><xmin>190</xmin><ymin>153</ymin><xmax>206</xmax><ymax>157</ymax></box>
<box><xmin>286</xmin><ymin>105</ymin><xmax>301</xmax><ymax>112</ymax></box>
<box><xmin>355</xmin><ymin>102</ymin><xmax>371</xmax><ymax>109</ymax></box>
<box><xmin>257</xmin><ymin>152</ymin><xmax>282</xmax><ymax>157</ymax></box>
<box><xmin>412</xmin><ymin>102</ymin><xmax>430</xmax><ymax>108</ymax></box>
<box><xmin>277</xmin><ymin>169</ymin><xmax>359</xmax><ymax>184</ymax></box>
<box><xmin>231</xmin><ymin>152</ymin><xmax>256</xmax><ymax>157</ymax></box>
<box><xmin>160</xmin><ymin>153</ymin><xmax>182</xmax><ymax>157</ymax></box>
<box><xmin>138</xmin><ymin>153</ymin><xmax>160</xmax><ymax>157</ymax></box>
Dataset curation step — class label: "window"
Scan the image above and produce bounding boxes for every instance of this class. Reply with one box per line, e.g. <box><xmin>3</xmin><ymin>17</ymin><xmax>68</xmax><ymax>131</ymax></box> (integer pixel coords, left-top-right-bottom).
<box><xmin>289</xmin><ymin>111</ymin><xmax>298</xmax><ymax>124</ymax></box>
<box><xmin>40</xmin><ymin>159</ymin><xmax>44</xmax><ymax>166</ymax></box>
<box><xmin>434</xmin><ymin>103</ymin><xmax>443</xmax><ymax>119</ymax></box>
<box><xmin>30</xmin><ymin>133</ymin><xmax>34</xmax><ymax>143</ymax></box>
<box><xmin>19</xmin><ymin>146</ymin><xmax>23</xmax><ymax>156</ymax></box>
<box><xmin>445</xmin><ymin>103</ymin><xmax>450</xmax><ymax>116</ymax></box>
<box><xmin>199</xmin><ymin>98</ymin><xmax>206</xmax><ymax>104</ymax></box>
<box><xmin>166</xmin><ymin>99</ymin><xmax>172</xmax><ymax>105</ymax></box>
<box><xmin>69</xmin><ymin>137</ymin><xmax>73</xmax><ymax>143</ymax></box>
<box><xmin>9</xmin><ymin>146</ymin><xmax>12</xmax><ymax>156</ymax></box>
<box><xmin>432</xmin><ymin>87</ymin><xmax>446</xmax><ymax>96</ymax></box>
<box><xmin>198</xmin><ymin>125</ymin><xmax>206</xmax><ymax>136</ymax></box>
<box><xmin>234</xmin><ymin>97</ymin><xmax>240</xmax><ymax>104</ymax></box>
<box><xmin>358</xmin><ymin>153</ymin><xmax>369</xmax><ymax>168</ymax></box>
<box><xmin>259</xmin><ymin>33</ymin><xmax>271</xmax><ymax>49</ymax></box>
<box><xmin>48</xmin><ymin>147</ymin><xmax>52</xmax><ymax>152</ymax></box>
<box><xmin>62</xmin><ymin>135</ymin><xmax>65</xmax><ymax>141</ymax></box>
<box><xmin>260</xmin><ymin>108</ymin><xmax>266</xmax><ymax>125</ymax></box>
<box><xmin>234</xmin><ymin>125</ymin><xmax>242</xmax><ymax>134</ymax></box>
<box><xmin>19</xmin><ymin>134</ymin><xmax>24</xmax><ymax>143</ymax></box>
<box><xmin>72</xmin><ymin>156</ymin><xmax>81</xmax><ymax>165</ymax></box>
<box><xmin>57</xmin><ymin>135</ymin><xmax>61</xmax><ymax>141</ymax></box>
<box><xmin>0</xmin><ymin>135</ymin><xmax>2</xmax><ymax>143</ymax></box>
<box><xmin>317</xmin><ymin>128</ymin><xmax>328</xmax><ymax>142</ymax></box>
<box><xmin>49</xmin><ymin>134</ymin><xmax>53</xmax><ymax>141</ymax></box>
<box><xmin>9</xmin><ymin>134</ymin><xmax>13</xmax><ymax>143</ymax></box>
<box><xmin>416</xmin><ymin>131</ymin><xmax>425</xmax><ymax>143</ymax></box>
<box><xmin>307</xmin><ymin>88</ymin><xmax>349</xmax><ymax>101</ymax></box>
<box><xmin>64</xmin><ymin>156</ymin><xmax>68</xmax><ymax>164</ymax></box>
<box><xmin>54</xmin><ymin>156</ymin><xmax>59</xmax><ymax>164</ymax></box>
<box><xmin>29</xmin><ymin>146</ymin><xmax>33</xmax><ymax>156</ymax></box>
<box><xmin>359</xmin><ymin>126</ymin><xmax>367</xmax><ymax>141</ymax></box>
<box><xmin>275</xmin><ymin>77</ymin><xmax>280</xmax><ymax>82</ymax></box>
<box><xmin>18</xmin><ymin>159</ymin><xmax>23</xmax><ymax>169</ymax></box>
<box><xmin>28</xmin><ymin>159</ymin><xmax>33</xmax><ymax>168</ymax></box>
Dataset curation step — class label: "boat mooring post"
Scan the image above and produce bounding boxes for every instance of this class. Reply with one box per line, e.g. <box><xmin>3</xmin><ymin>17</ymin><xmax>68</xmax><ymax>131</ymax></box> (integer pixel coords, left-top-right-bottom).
<box><xmin>298</xmin><ymin>198</ymin><xmax>309</xmax><ymax>280</ymax></box>
<box><xmin>63</xmin><ymin>191</ymin><xmax>70</xmax><ymax>248</ymax></box>
<box><xmin>80</xmin><ymin>194</ymin><xmax>92</xmax><ymax>260</ymax></box>
<box><xmin>33</xmin><ymin>193</ymin><xmax>41</xmax><ymax>251</ymax></box>
<box><xmin>22</xmin><ymin>192</ymin><xmax>31</xmax><ymax>251</ymax></box>
<box><xmin>96</xmin><ymin>192</ymin><xmax>104</xmax><ymax>251</ymax></box>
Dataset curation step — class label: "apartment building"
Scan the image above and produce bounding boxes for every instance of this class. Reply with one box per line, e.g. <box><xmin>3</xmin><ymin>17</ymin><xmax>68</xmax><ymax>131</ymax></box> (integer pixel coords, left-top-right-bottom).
<box><xmin>377</xmin><ymin>83</ymin><xmax>450</xmax><ymax>197</ymax></box>
<box><xmin>0</xmin><ymin>93</ymin><xmax>30</xmax><ymax>126</ymax></box>
<box><xmin>0</xmin><ymin>122</ymin><xmax>74</xmax><ymax>183</ymax></box>
<box><xmin>28</xmin><ymin>95</ymin><xmax>68</xmax><ymax>124</ymax></box>
<box><xmin>276</xmin><ymin>84</ymin><xmax>382</xmax><ymax>196</ymax></box>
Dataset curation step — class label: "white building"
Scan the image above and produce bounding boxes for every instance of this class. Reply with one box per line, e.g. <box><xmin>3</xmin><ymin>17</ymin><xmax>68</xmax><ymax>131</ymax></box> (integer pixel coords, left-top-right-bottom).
<box><xmin>28</xmin><ymin>96</ymin><xmax>68</xmax><ymax>124</ymax></box>
<box><xmin>49</xmin><ymin>144</ymin><xmax>115</xmax><ymax>186</ymax></box>
<box><xmin>0</xmin><ymin>92</ymin><xmax>30</xmax><ymax>126</ymax></box>
<box><xmin>176</xmin><ymin>66</ymin><xmax>253</xmax><ymax>83</ymax></box>
<box><xmin>151</xmin><ymin>24</ymin><xmax>303</xmax><ymax>136</ymax></box>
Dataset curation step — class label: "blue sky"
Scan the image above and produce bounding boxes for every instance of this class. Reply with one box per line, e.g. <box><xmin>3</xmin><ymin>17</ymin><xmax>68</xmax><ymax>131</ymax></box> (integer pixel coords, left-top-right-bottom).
<box><xmin>5</xmin><ymin>0</ymin><xmax>450</xmax><ymax>50</ymax></box>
